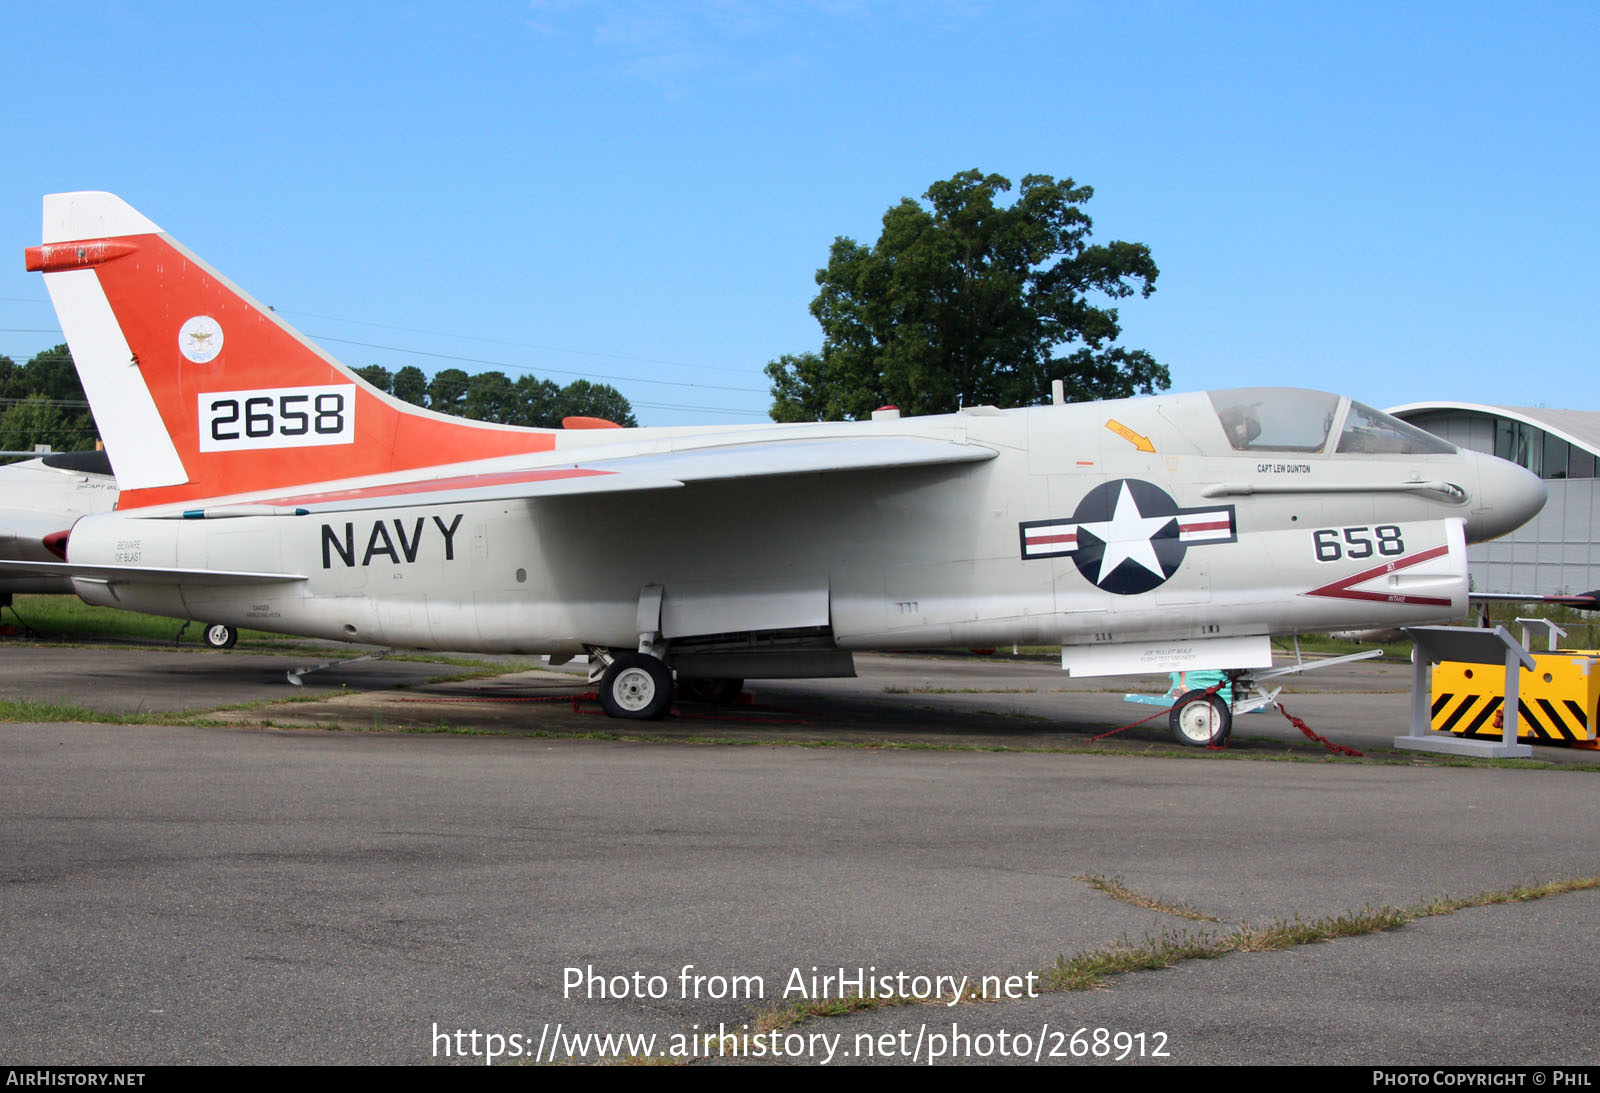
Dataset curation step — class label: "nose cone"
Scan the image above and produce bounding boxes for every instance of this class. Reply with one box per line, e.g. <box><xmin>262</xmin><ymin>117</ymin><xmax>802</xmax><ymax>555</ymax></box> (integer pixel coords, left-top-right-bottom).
<box><xmin>1464</xmin><ymin>452</ymin><xmax>1546</xmax><ymax>543</ymax></box>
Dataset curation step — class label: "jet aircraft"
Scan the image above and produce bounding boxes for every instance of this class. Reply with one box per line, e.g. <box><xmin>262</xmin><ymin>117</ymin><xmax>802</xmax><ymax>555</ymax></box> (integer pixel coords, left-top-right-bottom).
<box><xmin>0</xmin><ymin>450</ymin><xmax>241</xmax><ymax>646</ymax></box>
<box><xmin>0</xmin><ymin>451</ymin><xmax>116</xmax><ymax>595</ymax></box>
<box><xmin>13</xmin><ymin>192</ymin><xmax>1547</xmax><ymax>743</ymax></box>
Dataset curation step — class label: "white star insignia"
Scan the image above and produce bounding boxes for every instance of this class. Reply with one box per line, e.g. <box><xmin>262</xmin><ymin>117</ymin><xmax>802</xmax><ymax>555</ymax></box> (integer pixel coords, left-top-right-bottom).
<box><xmin>1076</xmin><ymin>480</ymin><xmax>1174</xmax><ymax>585</ymax></box>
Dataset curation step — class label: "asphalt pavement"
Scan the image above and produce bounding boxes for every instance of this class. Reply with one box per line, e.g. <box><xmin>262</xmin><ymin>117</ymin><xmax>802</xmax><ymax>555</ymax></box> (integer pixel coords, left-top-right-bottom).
<box><xmin>2</xmin><ymin>641</ymin><xmax>1596</xmax><ymax>1065</ymax></box>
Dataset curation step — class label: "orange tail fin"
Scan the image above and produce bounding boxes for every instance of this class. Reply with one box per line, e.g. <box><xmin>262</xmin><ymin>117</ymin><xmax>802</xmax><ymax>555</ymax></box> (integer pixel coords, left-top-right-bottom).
<box><xmin>27</xmin><ymin>192</ymin><xmax>554</xmax><ymax>511</ymax></box>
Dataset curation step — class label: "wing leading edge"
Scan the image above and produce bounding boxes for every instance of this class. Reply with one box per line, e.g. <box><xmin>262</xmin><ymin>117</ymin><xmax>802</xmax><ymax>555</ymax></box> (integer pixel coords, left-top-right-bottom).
<box><xmin>164</xmin><ymin>435</ymin><xmax>1000</xmax><ymax>517</ymax></box>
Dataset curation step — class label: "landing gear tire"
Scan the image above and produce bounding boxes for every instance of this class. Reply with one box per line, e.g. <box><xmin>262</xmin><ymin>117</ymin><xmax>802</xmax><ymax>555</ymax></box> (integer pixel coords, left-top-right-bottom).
<box><xmin>677</xmin><ymin>677</ymin><xmax>744</xmax><ymax>704</ymax></box>
<box><xmin>203</xmin><ymin>623</ymin><xmax>238</xmax><ymax>650</ymax></box>
<box><xmin>1170</xmin><ymin>689</ymin><xmax>1232</xmax><ymax>747</ymax></box>
<box><xmin>599</xmin><ymin>653</ymin><xmax>674</xmax><ymax>719</ymax></box>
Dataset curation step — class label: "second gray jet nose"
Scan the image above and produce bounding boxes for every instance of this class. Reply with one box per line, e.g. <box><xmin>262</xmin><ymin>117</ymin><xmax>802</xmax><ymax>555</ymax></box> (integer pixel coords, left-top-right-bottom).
<box><xmin>1464</xmin><ymin>452</ymin><xmax>1546</xmax><ymax>543</ymax></box>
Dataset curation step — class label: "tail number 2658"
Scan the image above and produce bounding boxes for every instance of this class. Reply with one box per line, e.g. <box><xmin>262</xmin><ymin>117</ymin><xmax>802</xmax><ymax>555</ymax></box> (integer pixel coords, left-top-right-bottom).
<box><xmin>198</xmin><ymin>384</ymin><xmax>356</xmax><ymax>451</ymax></box>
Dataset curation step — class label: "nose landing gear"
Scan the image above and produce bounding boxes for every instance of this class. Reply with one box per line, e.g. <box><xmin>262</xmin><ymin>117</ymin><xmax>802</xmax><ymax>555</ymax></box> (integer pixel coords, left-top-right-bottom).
<box><xmin>1169</xmin><ymin>688</ymin><xmax>1233</xmax><ymax>747</ymax></box>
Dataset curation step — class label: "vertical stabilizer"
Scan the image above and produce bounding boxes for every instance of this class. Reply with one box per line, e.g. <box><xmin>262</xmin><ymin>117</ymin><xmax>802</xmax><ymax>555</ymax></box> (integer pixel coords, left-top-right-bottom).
<box><xmin>26</xmin><ymin>192</ymin><xmax>557</xmax><ymax>510</ymax></box>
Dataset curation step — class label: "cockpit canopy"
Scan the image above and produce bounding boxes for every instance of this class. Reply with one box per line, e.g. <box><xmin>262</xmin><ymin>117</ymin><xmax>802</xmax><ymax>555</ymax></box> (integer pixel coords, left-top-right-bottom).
<box><xmin>1206</xmin><ymin>388</ymin><xmax>1456</xmax><ymax>456</ymax></box>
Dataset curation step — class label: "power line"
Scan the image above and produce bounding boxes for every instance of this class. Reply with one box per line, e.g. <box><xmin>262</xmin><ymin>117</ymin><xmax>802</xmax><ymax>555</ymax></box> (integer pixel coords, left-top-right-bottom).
<box><xmin>10</xmin><ymin>307</ymin><xmax>777</xmax><ymax>385</ymax></box>
<box><xmin>279</xmin><ymin>307</ymin><xmax>761</xmax><ymax>377</ymax></box>
<box><xmin>307</xmin><ymin>334</ymin><xmax>767</xmax><ymax>395</ymax></box>
<box><xmin>1</xmin><ymin>321</ymin><xmax>778</xmax><ymax>419</ymax></box>
<box><xmin>631</xmin><ymin>401</ymin><xmax>768</xmax><ymax>417</ymax></box>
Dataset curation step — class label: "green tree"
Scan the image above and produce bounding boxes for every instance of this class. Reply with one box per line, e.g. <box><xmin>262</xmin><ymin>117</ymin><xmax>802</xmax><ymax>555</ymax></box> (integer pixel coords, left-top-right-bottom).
<box><xmin>392</xmin><ymin>366</ymin><xmax>428</xmax><ymax>407</ymax></box>
<box><xmin>0</xmin><ymin>394</ymin><xmax>76</xmax><ymax>451</ymax></box>
<box><xmin>427</xmin><ymin>368</ymin><xmax>470</xmax><ymax>415</ymax></box>
<box><xmin>16</xmin><ymin>344</ymin><xmax>86</xmax><ymax>403</ymax></box>
<box><xmin>765</xmin><ymin>170</ymin><xmax>1168</xmax><ymax>421</ymax></box>
<box><xmin>353</xmin><ymin>364</ymin><xmax>393</xmax><ymax>393</ymax></box>
<box><xmin>0</xmin><ymin>346</ymin><xmax>98</xmax><ymax>452</ymax></box>
<box><xmin>385</xmin><ymin>367</ymin><xmax>638</xmax><ymax>429</ymax></box>
<box><xmin>553</xmin><ymin>380</ymin><xmax>638</xmax><ymax>428</ymax></box>
<box><xmin>512</xmin><ymin>375</ymin><xmax>561</xmax><ymax>427</ymax></box>
<box><xmin>463</xmin><ymin>371</ymin><xmax>517</xmax><ymax>422</ymax></box>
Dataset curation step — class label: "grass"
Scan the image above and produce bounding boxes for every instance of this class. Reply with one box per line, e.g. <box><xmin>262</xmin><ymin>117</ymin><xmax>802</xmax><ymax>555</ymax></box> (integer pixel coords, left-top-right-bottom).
<box><xmin>1051</xmin><ymin>875</ymin><xmax>1599</xmax><ymax>992</ymax></box>
<box><xmin>3</xmin><ymin>594</ymin><xmax>291</xmax><ymax>646</ymax></box>
<box><xmin>389</xmin><ymin>652</ymin><xmax>544</xmax><ymax>670</ymax></box>
<box><xmin>1076</xmin><ymin>872</ymin><xmax>1220</xmax><ymax>921</ymax></box>
<box><xmin>1039</xmin><ymin>905</ymin><xmax>1417</xmax><ymax>991</ymax></box>
<box><xmin>751</xmin><ymin>993</ymin><xmax>917</xmax><ymax>1032</ymax></box>
<box><xmin>0</xmin><ymin>698</ymin><xmax>175</xmax><ymax>724</ymax></box>
<box><xmin>697</xmin><ymin>874</ymin><xmax>1600</xmax><ymax>1062</ymax></box>
<box><xmin>1042</xmin><ymin>876</ymin><xmax>1600</xmax><ymax>993</ymax></box>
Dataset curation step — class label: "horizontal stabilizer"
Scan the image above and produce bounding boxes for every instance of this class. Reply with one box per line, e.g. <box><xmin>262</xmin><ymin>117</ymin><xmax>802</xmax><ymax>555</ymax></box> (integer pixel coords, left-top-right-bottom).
<box><xmin>0</xmin><ymin>560</ymin><xmax>304</xmax><ymax>586</ymax></box>
<box><xmin>0</xmin><ymin>514</ymin><xmax>79</xmax><ymax>545</ymax></box>
<box><xmin>1470</xmin><ymin>590</ymin><xmax>1600</xmax><ymax>612</ymax></box>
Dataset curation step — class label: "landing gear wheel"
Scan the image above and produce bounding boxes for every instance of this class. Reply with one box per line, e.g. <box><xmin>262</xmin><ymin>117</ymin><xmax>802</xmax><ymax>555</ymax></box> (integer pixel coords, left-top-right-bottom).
<box><xmin>203</xmin><ymin>623</ymin><xmax>238</xmax><ymax>650</ymax></box>
<box><xmin>599</xmin><ymin>653</ymin><xmax>674</xmax><ymax>719</ymax></box>
<box><xmin>677</xmin><ymin>677</ymin><xmax>744</xmax><ymax>704</ymax></box>
<box><xmin>1169</xmin><ymin>689</ymin><xmax>1232</xmax><ymax>747</ymax></box>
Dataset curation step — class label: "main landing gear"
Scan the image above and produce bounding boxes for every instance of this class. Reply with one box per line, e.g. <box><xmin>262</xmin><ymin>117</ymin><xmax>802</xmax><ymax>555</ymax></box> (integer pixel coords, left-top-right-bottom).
<box><xmin>597</xmin><ymin>652</ymin><xmax>675</xmax><ymax>720</ymax></box>
<box><xmin>591</xmin><ymin>649</ymin><xmax>745</xmax><ymax>720</ymax></box>
<box><xmin>177</xmin><ymin>620</ymin><xmax>239</xmax><ymax>649</ymax></box>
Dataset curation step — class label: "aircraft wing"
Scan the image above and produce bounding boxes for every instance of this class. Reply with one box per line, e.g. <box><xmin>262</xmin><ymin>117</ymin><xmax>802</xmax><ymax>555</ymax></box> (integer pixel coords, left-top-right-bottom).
<box><xmin>172</xmin><ymin>436</ymin><xmax>998</xmax><ymax>516</ymax></box>
<box><xmin>0</xmin><ymin>560</ymin><xmax>305</xmax><ymax>585</ymax></box>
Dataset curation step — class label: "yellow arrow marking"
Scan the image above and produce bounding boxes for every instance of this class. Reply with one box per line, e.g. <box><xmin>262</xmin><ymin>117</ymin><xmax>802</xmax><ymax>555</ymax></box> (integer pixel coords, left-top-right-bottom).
<box><xmin>1105</xmin><ymin>419</ymin><xmax>1155</xmax><ymax>453</ymax></box>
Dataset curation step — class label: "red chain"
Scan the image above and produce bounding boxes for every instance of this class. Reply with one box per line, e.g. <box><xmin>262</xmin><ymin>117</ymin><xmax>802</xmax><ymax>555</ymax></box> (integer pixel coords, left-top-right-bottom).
<box><xmin>1277</xmin><ymin>700</ymin><xmax>1363</xmax><ymax>757</ymax></box>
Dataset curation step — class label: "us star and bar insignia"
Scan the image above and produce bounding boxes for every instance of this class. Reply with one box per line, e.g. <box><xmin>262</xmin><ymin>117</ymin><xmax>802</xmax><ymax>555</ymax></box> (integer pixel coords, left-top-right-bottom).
<box><xmin>1019</xmin><ymin>478</ymin><xmax>1236</xmax><ymax>596</ymax></box>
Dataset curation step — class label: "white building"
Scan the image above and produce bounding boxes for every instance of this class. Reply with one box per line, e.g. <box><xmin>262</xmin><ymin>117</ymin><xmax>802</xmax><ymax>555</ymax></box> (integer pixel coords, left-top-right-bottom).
<box><xmin>1388</xmin><ymin>402</ymin><xmax>1600</xmax><ymax>596</ymax></box>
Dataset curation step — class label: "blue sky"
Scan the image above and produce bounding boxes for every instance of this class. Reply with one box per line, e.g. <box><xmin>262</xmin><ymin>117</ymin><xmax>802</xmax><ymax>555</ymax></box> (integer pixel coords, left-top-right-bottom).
<box><xmin>4</xmin><ymin>1</ymin><xmax>1595</xmax><ymax>426</ymax></box>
